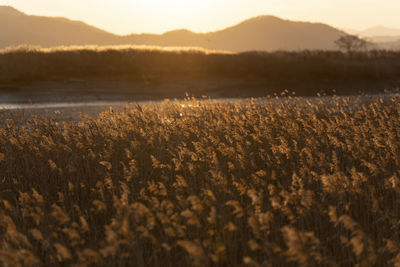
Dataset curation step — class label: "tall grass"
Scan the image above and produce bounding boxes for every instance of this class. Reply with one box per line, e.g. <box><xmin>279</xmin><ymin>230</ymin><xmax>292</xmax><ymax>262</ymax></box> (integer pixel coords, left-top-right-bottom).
<box><xmin>0</xmin><ymin>95</ymin><xmax>400</xmax><ymax>266</ymax></box>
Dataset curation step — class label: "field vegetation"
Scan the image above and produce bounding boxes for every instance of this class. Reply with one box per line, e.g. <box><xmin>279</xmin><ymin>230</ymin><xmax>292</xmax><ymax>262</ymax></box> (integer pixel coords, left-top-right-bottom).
<box><xmin>0</xmin><ymin>95</ymin><xmax>400</xmax><ymax>266</ymax></box>
<box><xmin>1</xmin><ymin>46</ymin><xmax>400</xmax><ymax>96</ymax></box>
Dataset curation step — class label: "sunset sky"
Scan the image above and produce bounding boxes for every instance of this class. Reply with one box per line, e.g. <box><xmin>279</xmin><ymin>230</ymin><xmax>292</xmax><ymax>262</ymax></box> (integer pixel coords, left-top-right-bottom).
<box><xmin>0</xmin><ymin>0</ymin><xmax>399</xmax><ymax>34</ymax></box>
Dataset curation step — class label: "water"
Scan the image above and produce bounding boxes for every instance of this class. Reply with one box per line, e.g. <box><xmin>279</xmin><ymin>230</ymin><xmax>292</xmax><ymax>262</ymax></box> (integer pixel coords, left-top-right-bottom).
<box><xmin>0</xmin><ymin>101</ymin><xmax>138</xmax><ymax>110</ymax></box>
<box><xmin>0</xmin><ymin>94</ymin><xmax>397</xmax><ymax>111</ymax></box>
<box><xmin>0</xmin><ymin>97</ymin><xmax>243</xmax><ymax>110</ymax></box>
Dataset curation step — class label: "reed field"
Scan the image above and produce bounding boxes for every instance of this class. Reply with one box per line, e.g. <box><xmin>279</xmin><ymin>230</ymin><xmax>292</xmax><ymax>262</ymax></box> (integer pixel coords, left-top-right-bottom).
<box><xmin>0</xmin><ymin>94</ymin><xmax>400</xmax><ymax>266</ymax></box>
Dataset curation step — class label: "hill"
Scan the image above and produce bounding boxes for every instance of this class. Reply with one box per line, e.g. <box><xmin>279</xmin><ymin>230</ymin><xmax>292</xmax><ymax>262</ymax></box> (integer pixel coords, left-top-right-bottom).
<box><xmin>344</xmin><ymin>26</ymin><xmax>400</xmax><ymax>38</ymax></box>
<box><xmin>343</xmin><ymin>26</ymin><xmax>400</xmax><ymax>50</ymax></box>
<box><xmin>205</xmin><ymin>16</ymin><xmax>344</xmax><ymax>51</ymax></box>
<box><xmin>124</xmin><ymin>16</ymin><xmax>345</xmax><ymax>51</ymax></box>
<box><xmin>0</xmin><ymin>6</ymin><xmax>121</xmax><ymax>48</ymax></box>
<box><xmin>0</xmin><ymin>6</ymin><xmax>345</xmax><ymax>52</ymax></box>
<box><xmin>360</xmin><ymin>26</ymin><xmax>400</xmax><ymax>37</ymax></box>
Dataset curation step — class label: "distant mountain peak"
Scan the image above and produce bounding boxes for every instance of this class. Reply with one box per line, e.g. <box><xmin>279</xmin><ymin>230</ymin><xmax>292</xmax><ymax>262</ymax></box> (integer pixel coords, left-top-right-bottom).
<box><xmin>0</xmin><ymin>5</ymin><xmax>24</xmax><ymax>15</ymax></box>
<box><xmin>163</xmin><ymin>29</ymin><xmax>195</xmax><ymax>35</ymax></box>
<box><xmin>358</xmin><ymin>25</ymin><xmax>400</xmax><ymax>37</ymax></box>
<box><xmin>238</xmin><ymin>15</ymin><xmax>284</xmax><ymax>25</ymax></box>
<box><xmin>249</xmin><ymin>15</ymin><xmax>283</xmax><ymax>21</ymax></box>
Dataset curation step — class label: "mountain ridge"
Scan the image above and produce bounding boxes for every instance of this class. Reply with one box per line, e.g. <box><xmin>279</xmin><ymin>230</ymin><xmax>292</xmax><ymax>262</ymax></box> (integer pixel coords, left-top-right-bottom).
<box><xmin>0</xmin><ymin>5</ymin><xmax>352</xmax><ymax>52</ymax></box>
<box><xmin>0</xmin><ymin>5</ymin><xmax>23</xmax><ymax>15</ymax></box>
<box><xmin>360</xmin><ymin>26</ymin><xmax>400</xmax><ymax>37</ymax></box>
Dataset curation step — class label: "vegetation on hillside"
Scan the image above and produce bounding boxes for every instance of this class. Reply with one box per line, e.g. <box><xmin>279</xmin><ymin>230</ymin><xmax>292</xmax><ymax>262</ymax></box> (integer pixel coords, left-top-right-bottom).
<box><xmin>0</xmin><ymin>95</ymin><xmax>400</xmax><ymax>266</ymax></box>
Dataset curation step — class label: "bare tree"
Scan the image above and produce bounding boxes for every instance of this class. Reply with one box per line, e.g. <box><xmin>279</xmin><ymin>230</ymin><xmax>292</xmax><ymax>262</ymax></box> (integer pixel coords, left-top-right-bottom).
<box><xmin>335</xmin><ymin>35</ymin><xmax>371</xmax><ymax>53</ymax></box>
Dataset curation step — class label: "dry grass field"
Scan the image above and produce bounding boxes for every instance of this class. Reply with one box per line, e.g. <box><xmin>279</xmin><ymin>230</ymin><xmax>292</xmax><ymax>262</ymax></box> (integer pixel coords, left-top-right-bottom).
<box><xmin>0</xmin><ymin>95</ymin><xmax>400</xmax><ymax>266</ymax></box>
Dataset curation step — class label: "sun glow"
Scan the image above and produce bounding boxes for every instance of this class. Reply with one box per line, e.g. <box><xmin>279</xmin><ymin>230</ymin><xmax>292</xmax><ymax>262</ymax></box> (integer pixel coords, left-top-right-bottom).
<box><xmin>130</xmin><ymin>0</ymin><xmax>214</xmax><ymax>33</ymax></box>
<box><xmin>138</xmin><ymin>0</ymin><xmax>208</xmax><ymax>15</ymax></box>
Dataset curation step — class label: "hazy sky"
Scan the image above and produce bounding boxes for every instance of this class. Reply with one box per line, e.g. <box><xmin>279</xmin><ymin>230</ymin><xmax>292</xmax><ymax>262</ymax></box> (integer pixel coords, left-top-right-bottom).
<box><xmin>0</xmin><ymin>0</ymin><xmax>399</xmax><ymax>34</ymax></box>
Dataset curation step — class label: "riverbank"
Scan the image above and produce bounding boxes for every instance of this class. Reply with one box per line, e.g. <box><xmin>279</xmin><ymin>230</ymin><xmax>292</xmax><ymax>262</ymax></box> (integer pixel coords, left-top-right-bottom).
<box><xmin>2</xmin><ymin>48</ymin><xmax>400</xmax><ymax>101</ymax></box>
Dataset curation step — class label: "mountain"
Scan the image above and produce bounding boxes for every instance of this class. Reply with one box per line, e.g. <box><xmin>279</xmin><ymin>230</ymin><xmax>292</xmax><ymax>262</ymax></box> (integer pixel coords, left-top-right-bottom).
<box><xmin>359</xmin><ymin>26</ymin><xmax>400</xmax><ymax>49</ymax></box>
<box><xmin>344</xmin><ymin>26</ymin><xmax>400</xmax><ymax>37</ymax></box>
<box><xmin>368</xmin><ymin>36</ymin><xmax>400</xmax><ymax>43</ymax></box>
<box><xmin>123</xmin><ymin>16</ymin><xmax>345</xmax><ymax>51</ymax></box>
<box><xmin>0</xmin><ymin>6</ymin><xmax>346</xmax><ymax>52</ymax></box>
<box><xmin>205</xmin><ymin>16</ymin><xmax>344</xmax><ymax>51</ymax></box>
<box><xmin>342</xmin><ymin>26</ymin><xmax>400</xmax><ymax>50</ymax></box>
<box><xmin>359</xmin><ymin>26</ymin><xmax>400</xmax><ymax>37</ymax></box>
<box><xmin>0</xmin><ymin>6</ymin><xmax>121</xmax><ymax>48</ymax></box>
